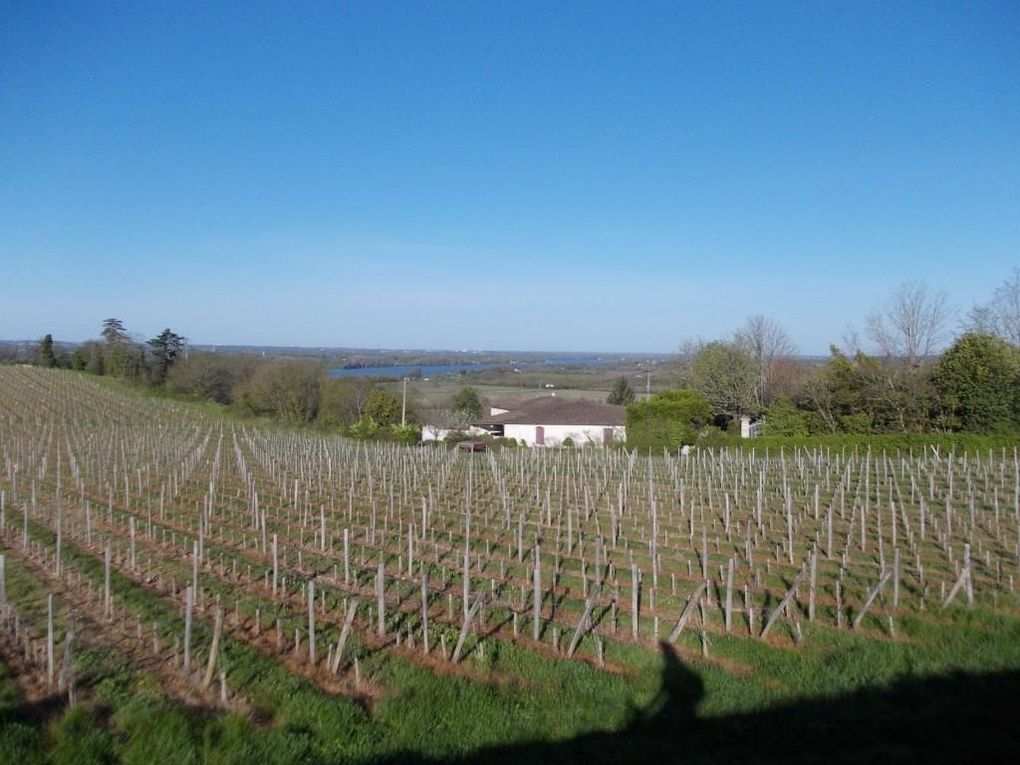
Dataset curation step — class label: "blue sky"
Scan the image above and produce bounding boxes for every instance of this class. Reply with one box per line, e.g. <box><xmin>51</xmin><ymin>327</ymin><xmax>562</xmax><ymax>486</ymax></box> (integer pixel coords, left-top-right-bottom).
<box><xmin>2</xmin><ymin>1</ymin><xmax>1017</xmax><ymax>353</ymax></box>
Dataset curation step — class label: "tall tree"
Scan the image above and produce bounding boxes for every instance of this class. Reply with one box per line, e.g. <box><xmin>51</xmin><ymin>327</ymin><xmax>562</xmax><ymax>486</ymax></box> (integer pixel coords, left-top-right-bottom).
<box><xmin>147</xmin><ymin>328</ymin><xmax>186</xmax><ymax>384</ymax></box>
<box><xmin>100</xmin><ymin>318</ymin><xmax>129</xmax><ymax>345</ymax></box>
<box><xmin>452</xmin><ymin>387</ymin><xmax>483</xmax><ymax>419</ymax></box>
<box><xmin>736</xmin><ymin>314</ymin><xmax>796</xmax><ymax>410</ymax></box>
<box><xmin>99</xmin><ymin>318</ymin><xmax>131</xmax><ymax>377</ymax></box>
<box><xmin>863</xmin><ymin>283</ymin><xmax>948</xmax><ymax>431</ymax></box>
<box><xmin>690</xmin><ymin>341</ymin><xmax>757</xmax><ymax>417</ymax></box>
<box><xmin>866</xmin><ymin>282</ymin><xmax>950</xmax><ymax>370</ymax></box>
<box><xmin>38</xmin><ymin>334</ymin><xmax>57</xmax><ymax>368</ymax></box>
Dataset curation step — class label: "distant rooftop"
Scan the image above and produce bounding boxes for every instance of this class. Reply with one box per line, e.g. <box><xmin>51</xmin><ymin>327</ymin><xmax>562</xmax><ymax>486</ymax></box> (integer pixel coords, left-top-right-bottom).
<box><xmin>479</xmin><ymin>396</ymin><xmax>626</xmax><ymax>426</ymax></box>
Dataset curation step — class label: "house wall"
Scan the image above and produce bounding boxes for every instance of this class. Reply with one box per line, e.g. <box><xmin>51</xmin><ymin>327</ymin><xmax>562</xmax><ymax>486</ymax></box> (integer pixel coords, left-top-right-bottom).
<box><xmin>503</xmin><ymin>423</ymin><xmax>625</xmax><ymax>447</ymax></box>
<box><xmin>421</xmin><ymin>426</ymin><xmax>489</xmax><ymax>442</ymax></box>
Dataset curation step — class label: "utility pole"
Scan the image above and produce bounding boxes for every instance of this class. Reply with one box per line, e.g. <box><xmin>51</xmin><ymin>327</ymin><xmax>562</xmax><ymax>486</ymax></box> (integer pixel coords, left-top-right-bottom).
<box><xmin>401</xmin><ymin>377</ymin><xmax>408</xmax><ymax>425</ymax></box>
<box><xmin>646</xmin><ymin>372</ymin><xmax>651</xmax><ymax>400</ymax></box>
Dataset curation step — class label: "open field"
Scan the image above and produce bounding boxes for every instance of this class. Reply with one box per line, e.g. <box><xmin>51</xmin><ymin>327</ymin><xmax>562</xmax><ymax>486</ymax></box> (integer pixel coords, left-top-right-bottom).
<box><xmin>1</xmin><ymin>367</ymin><xmax>1019</xmax><ymax>763</ymax></box>
<box><xmin>385</xmin><ymin>379</ymin><xmax>616</xmax><ymax>413</ymax></box>
<box><xmin>367</xmin><ymin>353</ymin><xmax>685</xmax><ymax>410</ymax></box>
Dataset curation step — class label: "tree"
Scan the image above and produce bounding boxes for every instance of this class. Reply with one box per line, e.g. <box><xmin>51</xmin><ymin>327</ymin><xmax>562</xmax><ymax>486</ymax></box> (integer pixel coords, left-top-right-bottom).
<box><xmin>606</xmin><ymin>377</ymin><xmax>636</xmax><ymax>405</ymax></box>
<box><xmin>758</xmin><ymin>397</ymin><xmax>809</xmax><ymax>437</ymax></box>
<box><xmin>38</xmin><ymin>334</ymin><xmax>57</xmax><ymax>368</ymax></box>
<box><xmin>167</xmin><ymin>353</ymin><xmax>257</xmax><ymax>404</ymax></box>
<box><xmin>452</xmin><ymin>387</ymin><xmax>483</xmax><ymax>419</ymax></box>
<box><xmin>234</xmin><ymin>361</ymin><xmax>323</xmax><ymax>422</ymax></box>
<box><xmin>626</xmin><ymin>389</ymin><xmax>714</xmax><ymax>451</ymax></box>
<box><xmin>100</xmin><ymin>318</ymin><xmax>128</xmax><ymax>345</ymax></box>
<box><xmin>866</xmin><ymin>282</ymin><xmax>949</xmax><ymax>370</ymax></box>
<box><xmin>421</xmin><ymin>407</ymin><xmax>473</xmax><ymax>440</ymax></box>
<box><xmin>365</xmin><ymin>389</ymin><xmax>401</xmax><ymax>426</ymax></box>
<box><xmin>795</xmin><ymin>346</ymin><xmax>935</xmax><ymax>434</ymax></box>
<box><xmin>859</xmin><ymin>283</ymin><xmax>949</xmax><ymax>432</ymax></box>
<box><xmin>81</xmin><ymin>340</ymin><xmax>105</xmax><ymax>375</ymax></box>
<box><xmin>689</xmin><ymin>341</ymin><xmax>757</xmax><ymax>417</ymax></box>
<box><xmin>71</xmin><ymin>347</ymin><xmax>88</xmax><ymax>371</ymax></box>
<box><xmin>318</xmin><ymin>378</ymin><xmax>376</xmax><ymax>428</ymax></box>
<box><xmin>736</xmin><ymin>315</ymin><xmax>796</xmax><ymax>410</ymax></box>
<box><xmin>965</xmin><ymin>268</ymin><xmax>1020</xmax><ymax>345</ymax></box>
<box><xmin>933</xmin><ymin>332</ymin><xmax>1020</xmax><ymax>432</ymax></box>
<box><xmin>99</xmin><ymin>318</ymin><xmax>131</xmax><ymax>377</ymax></box>
<box><xmin>147</xmin><ymin>328</ymin><xmax>186</xmax><ymax>384</ymax></box>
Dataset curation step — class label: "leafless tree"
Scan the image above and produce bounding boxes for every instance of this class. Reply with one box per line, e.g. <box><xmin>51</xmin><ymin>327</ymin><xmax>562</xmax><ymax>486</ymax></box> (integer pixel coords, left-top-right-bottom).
<box><xmin>736</xmin><ymin>315</ymin><xmax>797</xmax><ymax>410</ymax></box>
<box><xmin>965</xmin><ymin>268</ymin><xmax>1020</xmax><ymax>345</ymax></box>
<box><xmin>866</xmin><ymin>282</ymin><xmax>950</xmax><ymax>370</ymax></box>
<box><xmin>840</xmin><ymin>324</ymin><xmax>864</xmax><ymax>356</ymax></box>
<box><xmin>422</xmin><ymin>407</ymin><xmax>472</xmax><ymax>440</ymax></box>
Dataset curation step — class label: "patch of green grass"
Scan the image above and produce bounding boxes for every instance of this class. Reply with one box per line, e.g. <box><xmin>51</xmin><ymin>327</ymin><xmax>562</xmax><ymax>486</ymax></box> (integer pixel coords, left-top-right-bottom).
<box><xmin>0</xmin><ymin>660</ymin><xmax>46</xmax><ymax>762</ymax></box>
<box><xmin>50</xmin><ymin>704</ymin><xmax>117</xmax><ymax>765</ymax></box>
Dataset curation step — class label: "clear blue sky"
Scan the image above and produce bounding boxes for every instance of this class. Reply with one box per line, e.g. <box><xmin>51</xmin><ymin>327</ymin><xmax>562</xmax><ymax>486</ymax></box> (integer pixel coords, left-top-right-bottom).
<box><xmin>2</xmin><ymin>1</ymin><xmax>1017</xmax><ymax>353</ymax></box>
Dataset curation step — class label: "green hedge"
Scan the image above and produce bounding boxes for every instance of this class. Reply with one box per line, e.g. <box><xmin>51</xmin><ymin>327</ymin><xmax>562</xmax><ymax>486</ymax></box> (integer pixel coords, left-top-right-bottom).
<box><xmin>711</xmin><ymin>433</ymin><xmax>1020</xmax><ymax>455</ymax></box>
<box><xmin>626</xmin><ymin>389</ymin><xmax>713</xmax><ymax>451</ymax></box>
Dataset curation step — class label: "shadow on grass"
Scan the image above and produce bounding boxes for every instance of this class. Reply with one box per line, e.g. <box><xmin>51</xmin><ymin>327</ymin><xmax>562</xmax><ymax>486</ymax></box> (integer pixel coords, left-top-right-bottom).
<box><xmin>0</xmin><ymin>690</ymin><xmax>65</xmax><ymax>729</ymax></box>
<box><xmin>366</xmin><ymin>641</ymin><xmax>1020</xmax><ymax>764</ymax></box>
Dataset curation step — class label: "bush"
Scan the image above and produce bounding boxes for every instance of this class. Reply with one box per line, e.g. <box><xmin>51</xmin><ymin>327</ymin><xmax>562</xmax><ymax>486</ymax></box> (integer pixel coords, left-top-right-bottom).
<box><xmin>167</xmin><ymin>353</ymin><xmax>258</xmax><ymax>405</ymax></box>
<box><xmin>627</xmin><ymin>388</ymin><xmax>714</xmax><ymax>451</ymax></box>
<box><xmin>347</xmin><ymin>416</ymin><xmax>380</xmax><ymax>440</ymax></box>
<box><xmin>365</xmin><ymin>389</ymin><xmax>401</xmax><ymax>426</ymax></box>
<box><xmin>561</xmin><ymin>437</ymin><xmax>575</xmax><ymax>448</ymax></box>
<box><xmin>934</xmin><ymin>333</ymin><xmax>1020</xmax><ymax>433</ymax></box>
<box><xmin>759</xmin><ymin>397</ymin><xmax>810</xmax><ymax>437</ymax></box>
<box><xmin>390</xmin><ymin>423</ymin><xmax>421</xmax><ymax>445</ymax></box>
<box><xmin>233</xmin><ymin>360</ymin><xmax>323</xmax><ymax>422</ymax></box>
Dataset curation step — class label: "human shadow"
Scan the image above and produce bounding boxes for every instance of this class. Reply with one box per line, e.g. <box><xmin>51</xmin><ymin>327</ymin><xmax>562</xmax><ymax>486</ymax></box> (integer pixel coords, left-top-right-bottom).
<box><xmin>362</xmin><ymin>640</ymin><xmax>1020</xmax><ymax>765</ymax></box>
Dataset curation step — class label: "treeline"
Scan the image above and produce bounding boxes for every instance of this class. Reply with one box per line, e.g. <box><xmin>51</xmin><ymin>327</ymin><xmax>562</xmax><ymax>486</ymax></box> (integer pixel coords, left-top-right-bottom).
<box><xmin>14</xmin><ymin>319</ymin><xmax>433</xmax><ymax>442</ymax></box>
<box><xmin>171</xmin><ymin>354</ymin><xmax>423</xmax><ymax>442</ymax></box>
<box><xmin>16</xmin><ymin>320</ymin><xmax>186</xmax><ymax>385</ymax></box>
<box><xmin>630</xmin><ymin>274</ymin><xmax>1020</xmax><ymax>450</ymax></box>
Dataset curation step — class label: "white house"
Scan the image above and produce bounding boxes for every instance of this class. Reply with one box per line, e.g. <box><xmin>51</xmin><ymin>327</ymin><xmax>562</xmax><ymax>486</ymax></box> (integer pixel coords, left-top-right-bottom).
<box><xmin>475</xmin><ymin>396</ymin><xmax>626</xmax><ymax>446</ymax></box>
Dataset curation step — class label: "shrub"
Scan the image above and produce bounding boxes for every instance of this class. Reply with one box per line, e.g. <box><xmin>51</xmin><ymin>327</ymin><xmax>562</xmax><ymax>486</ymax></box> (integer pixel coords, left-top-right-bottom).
<box><xmin>234</xmin><ymin>360</ymin><xmax>323</xmax><ymax>422</ymax></box>
<box><xmin>933</xmin><ymin>333</ymin><xmax>1020</xmax><ymax>433</ymax></box>
<box><xmin>759</xmin><ymin>397</ymin><xmax>810</xmax><ymax>437</ymax></box>
<box><xmin>391</xmin><ymin>423</ymin><xmax>421</xmax><ymax>445</ymax></box>
<box><xmin>627</xmin><ymin>388</ymin><xmax>714</xmax><ymax>451</ymax></box>
<box><xmin>347</xmin><ymin>416</ymin><xmax>380</xmax><ymax>440</ymax></box>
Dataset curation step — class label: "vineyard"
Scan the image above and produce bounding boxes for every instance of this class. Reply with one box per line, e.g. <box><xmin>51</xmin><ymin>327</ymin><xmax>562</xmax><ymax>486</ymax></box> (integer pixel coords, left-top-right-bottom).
<box><xmin>1</xmin><ymin>366</ymin><xmax>1018</xmax><ymax>763</ymax></box>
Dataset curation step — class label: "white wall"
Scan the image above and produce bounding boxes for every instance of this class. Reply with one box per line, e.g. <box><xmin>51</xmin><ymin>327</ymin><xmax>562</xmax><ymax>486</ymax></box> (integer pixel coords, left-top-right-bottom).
<box><xmin>421</xmin><ymin>425</ymin><xmax>489</xmax><ymax>442</ymax></box>
<box><xmin>503</xmin><ymin>423</ymin><xmax>625</xmax><ymax>447</ymax></box>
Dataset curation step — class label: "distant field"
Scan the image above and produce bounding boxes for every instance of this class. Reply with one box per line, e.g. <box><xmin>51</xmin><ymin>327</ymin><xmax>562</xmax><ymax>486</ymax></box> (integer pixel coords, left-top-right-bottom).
<box><xmin>382</xmin><ymin>378</ymin><xmax>616</xmax><ymax>411</ymax></box>
<box><xmin>379</xmin><ymin>360</ymin><xmax>685</xmax><ymax>410</ymax></box>
<box><xmin>1</xmin><ymin>367</ymin><xmax>1018</xmax><ymax>763</ymax></box>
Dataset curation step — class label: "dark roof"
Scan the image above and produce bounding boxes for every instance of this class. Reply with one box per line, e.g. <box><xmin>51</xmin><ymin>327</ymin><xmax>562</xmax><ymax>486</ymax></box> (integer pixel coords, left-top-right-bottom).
<box><xmin>477</xmin><ymin>396</ymin><xmax>626</xmax><ymax>426</ymax></box>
